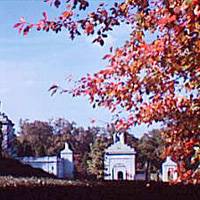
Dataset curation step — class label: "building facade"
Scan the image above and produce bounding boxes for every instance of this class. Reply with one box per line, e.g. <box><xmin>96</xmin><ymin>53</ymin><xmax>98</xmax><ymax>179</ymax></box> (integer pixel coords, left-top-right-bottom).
<box><xmin>18</xmin><ymin>142</ymin><xmax>74</xmax><ymax>179</ymax></box>
<box><xmin>0</xmin><ymin>112</ymin><xmax>15</xmax><ymax>156</ymax></box>
<box><xmin>162</xmin><ymin>156</ymin><xmax>178</xmax><ymax>182</ymax></box>
<box><xmin>104</xmin><ymin>133</ymin><xmax>136</xmax><ymax>180</ymax></box>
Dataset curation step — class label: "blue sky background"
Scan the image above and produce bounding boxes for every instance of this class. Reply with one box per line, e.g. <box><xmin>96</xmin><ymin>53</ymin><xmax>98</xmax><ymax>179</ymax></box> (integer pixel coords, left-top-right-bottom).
<box><xmin>0</xmin><ymin>0</ymin><xmax>160</xmax><ymax>137</ymax></box>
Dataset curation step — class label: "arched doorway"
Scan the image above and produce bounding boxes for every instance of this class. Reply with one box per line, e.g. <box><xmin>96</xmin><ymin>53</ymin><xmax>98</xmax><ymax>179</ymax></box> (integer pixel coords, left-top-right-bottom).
<box><xmin>117</xmin><ymin>171</ymin><xmax>124</xmax><ymax>180</ymax></box>
<box><xmin>113</xmin><ymin>164</ymin><xmax>126</xmax><ymax>180</ymax></box>
<box><xmin>167</xmin><ymin>168</ymin><xmax>174</xmax><ymax>181</ymax></box>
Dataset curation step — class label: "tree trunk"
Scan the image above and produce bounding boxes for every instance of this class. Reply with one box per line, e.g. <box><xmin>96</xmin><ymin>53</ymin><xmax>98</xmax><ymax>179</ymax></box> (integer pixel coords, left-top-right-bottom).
<box><xmin>145</xmin><ymin>160</ymin><xmax>150</xmax><ymax>181</ymax></box>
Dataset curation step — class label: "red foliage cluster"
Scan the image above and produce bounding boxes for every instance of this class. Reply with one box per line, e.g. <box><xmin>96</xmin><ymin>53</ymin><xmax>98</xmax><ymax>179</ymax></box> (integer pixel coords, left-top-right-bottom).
<box><xmin>14</xmin><ymin>0</ymin><xmax>200</xmax><ymax>183</ymax></box>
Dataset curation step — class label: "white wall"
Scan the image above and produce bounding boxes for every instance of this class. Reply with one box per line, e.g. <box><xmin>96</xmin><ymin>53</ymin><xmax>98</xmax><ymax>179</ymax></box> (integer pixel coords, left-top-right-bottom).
<box><xmin>60</xmin><ymin>143</ymin><xmax>74</xmax><ymax>178</ymax></box>
<box><xmin>104</xmin><ymin>154</ymin><xmax>136</xmax><ymax>180</ymax></box>
<box><xmin>162</xmin><ymin>157</ymin><xmax>178</xmax><ymax>182</ymax></box>
<box><xmin>19</xmin><ymin>156</ymin><xmax>59</xmax><ymax>176</ymax></box>
<box><xmin>18</xmin><ymin>142</ymin><xmax>74</xmax><ymax>179</ymax></box>
<box><xmin>162</xmin><ymin>165</ymin><xmax>178</xmax><ymax>182</ymax></box>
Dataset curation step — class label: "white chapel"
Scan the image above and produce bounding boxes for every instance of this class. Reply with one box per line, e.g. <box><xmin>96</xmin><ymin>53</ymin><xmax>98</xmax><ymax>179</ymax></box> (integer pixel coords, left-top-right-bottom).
<box><xmin>162</xmin><ymin>156</ymin><xmax>178</xmax><ymax>182</ymax></box>
<box><xmin>104</xmin><ymin>133</ymin><xmax>136</xmax><ymax>180</ymax></box>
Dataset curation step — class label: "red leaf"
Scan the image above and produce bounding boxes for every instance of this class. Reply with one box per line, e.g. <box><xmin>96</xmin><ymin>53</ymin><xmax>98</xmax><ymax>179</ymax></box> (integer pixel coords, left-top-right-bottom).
<box><xmin>103</xmin><ymin>54</ymin><xmax>112</xmax><ymax>60</ymax></box>
<box><xmin>48</xmin><ymin>84</ymin><xmax>59</xmax><ymax>91</ymax></box>
<box><xmin>169</xmin><ymin>15</ymin><xmax>176</xmax><ymax>23</ymax></box>
<box><xmin>13</xmin><ymin>23</ymin><xmax>22</xmax><ymax>28</ymax></box>
<box><xmin>43</xmin><ymin>11</ymin><xmax>48</xmax><ymax>21</ymax></box>
<box><xmin>18</xmin><ymin>26</ymin><xmax>23</xmax><ymax>34</ymax></box>
<box><xmin>51</xmin><ymin>89</ymin><xmax>57</xmax><ymax>96</ymax></box>
<box><xmin>23</xmin><ymin>25</ymin><xmax>31</xmax><ymax>36</ymax></box>
<box><xmin>84</xmin><ymin>22</ymin><xmax>94</xmax><ymax>35</ymax></box>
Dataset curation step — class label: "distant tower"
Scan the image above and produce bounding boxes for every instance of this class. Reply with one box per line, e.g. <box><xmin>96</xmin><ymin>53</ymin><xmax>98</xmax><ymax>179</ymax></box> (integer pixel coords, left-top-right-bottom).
<box><xmin>0</xmin><ymin>111</ymin><xmax>15</xmax><ymax>156</ymax></box>
<box><xmin>60</xmin><ymin>142</ymin><xmax>74</xmax><ymax>178</ymax></box>
<box><xmin>113</xmin><ymin>132</ymin><xmax>125</xmax><ymax>144</ymax></box>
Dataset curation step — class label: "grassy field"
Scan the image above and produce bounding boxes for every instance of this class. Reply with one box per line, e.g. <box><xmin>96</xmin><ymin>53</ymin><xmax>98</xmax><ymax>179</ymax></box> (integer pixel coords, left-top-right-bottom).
<box><xmin>0</xmin><ymin>158</ymin><xmax>199</xmax><ymax>200</ymax></box>
<box><xmin>0</xmin><ymin>176</ymin><xmax>200</xmax><ymax>200</ymax></box>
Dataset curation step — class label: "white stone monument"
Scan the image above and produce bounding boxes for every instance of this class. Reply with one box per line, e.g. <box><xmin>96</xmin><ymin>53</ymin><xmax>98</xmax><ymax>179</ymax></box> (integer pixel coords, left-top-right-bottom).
<box><xmin>60</xmin><ymin>142</ymin><xmax>74</xmax><ymax>179</ymax></box>
<box><xmin>0</xmin><ymin>112</ymin><xmax>15</xmax><ymax>156</ymax></box>
<box><xmin>104</xmin><ymin>133</ymin><xmax>136</xmax><ymax>180</ymax></box>
<box><xmin>162</xmin><ymin>156</ymin><xmax>178</xmax><ymax>182</ymax></box>
<box><xmin>18</xmin><ymin>142</ymin><xmax>74</xmax><ymax>179</ymax></box>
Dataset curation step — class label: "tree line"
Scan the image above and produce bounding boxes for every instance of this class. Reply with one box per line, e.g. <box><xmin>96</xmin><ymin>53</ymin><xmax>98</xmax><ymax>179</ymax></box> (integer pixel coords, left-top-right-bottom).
<box><xmin>12</xmin><ymin>118</ymin><xmax>165</xmax><ymax>180</ymax></box>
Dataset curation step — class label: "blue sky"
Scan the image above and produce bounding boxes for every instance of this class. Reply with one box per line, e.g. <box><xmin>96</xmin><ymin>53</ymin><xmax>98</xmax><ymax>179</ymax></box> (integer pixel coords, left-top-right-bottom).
<box><xmin>0</xmin><ymin>0</ymin><xmax>160</xmax><ymax>137</ymax></box>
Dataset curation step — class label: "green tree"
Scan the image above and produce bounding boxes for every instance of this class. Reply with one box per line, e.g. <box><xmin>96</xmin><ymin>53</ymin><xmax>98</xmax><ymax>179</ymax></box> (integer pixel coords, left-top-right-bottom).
<box><xmin>16</xmin><ymin>139</ymin><xmax>35</xmax><ymax>156</ymax></box>
<box><xmin>87</xmin><ymin>136</ymin><xmax>108</xmax><ymax>180</ymax></box>
<box><xmin>17</xmin><ymin>120</ymin><xmax>53</xmax><ymax>156</ymax></box>
<box><xmin>137</xmin><ymin>129</ymin><xmax>165</xmax><ymax>181</ymax></box>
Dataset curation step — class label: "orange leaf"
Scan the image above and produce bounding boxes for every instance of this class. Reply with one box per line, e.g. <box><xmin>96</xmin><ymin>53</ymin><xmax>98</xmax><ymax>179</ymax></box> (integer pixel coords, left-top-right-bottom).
<box><xmin>62</xmin><ymin>11</ymin><xmax>72</xmax><ymax>19</ymax></box>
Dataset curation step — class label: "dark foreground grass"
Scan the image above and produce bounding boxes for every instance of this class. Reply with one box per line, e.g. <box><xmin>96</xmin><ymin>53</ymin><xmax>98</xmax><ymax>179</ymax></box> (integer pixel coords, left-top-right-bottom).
<box><xmin>0</xmin><ymin>177</ymin><xmax>199</xmax><ymax>200</ymax></box>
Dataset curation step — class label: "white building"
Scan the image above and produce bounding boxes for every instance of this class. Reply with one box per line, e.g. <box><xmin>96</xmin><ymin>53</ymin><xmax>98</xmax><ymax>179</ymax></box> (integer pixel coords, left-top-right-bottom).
<box><xmin>18</xmin><ymin>142</ymin><xmax>74</xmax><ymax>179</ymax></box>
<box><xmin>0</xmin><ymin>112</ymin><xmax>15</xmax><ymax>155</ymax></box>
<box><xmin>162</xmin><ymin>156</ymin><xmax>178</xmax><ymax>182</ymax></box>
<box><xmin>104</xmin><ymin>133</ymin><xmax>136</xmax><ymax>180</ymax></box>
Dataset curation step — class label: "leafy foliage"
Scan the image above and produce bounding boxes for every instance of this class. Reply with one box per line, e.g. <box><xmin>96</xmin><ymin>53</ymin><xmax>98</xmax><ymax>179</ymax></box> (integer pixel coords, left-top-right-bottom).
<box><xmin>87</xmin><ymin>136</ymin><xmax>109</xmax><ymax>180</ymax></box>
<box><xmin>17</xmin><ymin>120</ymin><xmax>53</xmax><ymax>156</ymax></box>
<box><xmin>137</xmin><ymin>129</ymin><xmax>165</xmax><ymax>180</ymax></box>
<box><xmin>15</xmin><ymin>0</ymin><xmax>200</xmax><ymax>183</ymax></box>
